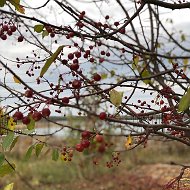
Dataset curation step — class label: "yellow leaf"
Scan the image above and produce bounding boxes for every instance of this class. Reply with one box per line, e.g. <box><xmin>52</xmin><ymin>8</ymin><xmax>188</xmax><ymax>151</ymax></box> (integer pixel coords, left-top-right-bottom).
<box><xmin>183</xmin><ymin>58</ymin><xmax>188</xmax><ymax>71</ymax></box>
<box><xmin>9</xmin><ymin>0</ymin><xmax>25</xmax><ymax>14</ymax></box>
<box><xmin>13</xmin><ymin>76</ymin><xmax>21</xmax><ymax>84</ymax></box>
<box><xmin>183</xmin><ymin>58</ymin><xmax>188</xmax><ymax>65</ymax></box>
<box><xmin>0</xmin><ymin>108</ymin><xmax>4</xmax><ymax>117</ymax></box>
<box><xmin>132</xmin><ymin>55</ymin><xmax>139</xmax><ymax>70</ymax></box>
<box><xmin>60</xmin><ymin>154</ymin><xmax>68</xmax><ymax>162</ymax></box>
<box><xmin>4</xmin><ymin>183</ymin><xmax>14</xmax><ymax>190</ymax></box>
<box><xmin>8</xmin><ymin>117</ymin><xmax>16</xmax><ymax>130</ymax></box>
<box><xmin>125</xmin><ymin>135</ymin><xmax>132</xmax><ymax>149</ymax></box>
<box><xmin>16</xmin><ymin>5</ymin><xmax>25</xmax><ymax>14</ymax></box>
<box><xmin>141</xmin><ymin>69</ymin><xmax>151</xmax><ymax>85</ymax></box>
<box><xmin>110</xmin><ymin>89</ymin><xmax>123</xmax><ymax>107</ymax></box>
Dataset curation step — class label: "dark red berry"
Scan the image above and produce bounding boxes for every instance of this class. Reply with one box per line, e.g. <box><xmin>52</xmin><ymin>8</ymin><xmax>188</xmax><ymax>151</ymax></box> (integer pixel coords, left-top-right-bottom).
<box><xmin>25</xmin><ymin>89</ymin><xmax>33</xmax><ymax>98</ymax></box>
<box><xmin>22</xmin><ymin>116</ymin><xmax>31</xmax><ymax>125</ymax></box>
<box><xmin>105</xmin><ymin>15</ymin><xmax>109</xmax><ymax>20</ymax></box>
<box><xmin>42</xmin><ymin>108</ymin><xmax>51</xmax><ymax>117</ymax></box>
<box><xmin>18</xmin><ymin>36</ymin><xmax>24</xmax><ymax>42</ymax></box>
<box><xmin>72</xmin><ymin>79</ymin><xmax>81</xmax><ymax>89</ymax></box>
<box><xmin>81</xmin><ymin>140</ymin><xmax>90</xmax><ymax>148</ymax></box>
<box><xmin>68</xmin><ymin>53</ymin><xmax>74</xmax><ymax>60</ymax></box>
<box><xmin>75</xmin><ymin>143</ymin><xmax>84</xmax><ymax>152</ymax></box>
<box><xmin>62</xmin><ymin>97</ymin><xmax>69</xmax><ymax>104</ymax></box>
<box><xmin>95</xmin><ymin>134</ymin><xmax>104</xmax><ymax>143</ymax></box>
<box><xmin>50</xmin><ymin>32</ymin><xmax>55</xmax><ymax>38</ymax></box>
<box><xmin>32</xmin><ymin>111</ymin><xmax>42</xmax><ymax>121</ymax></box>
<box><xmin>99</xmin><ymin>112</ymin><xmax>107</xmax><ymax>120</ymax></box>
<box><xmin>7</xmin><ymin>30</ymin><xmax>12</xmax><ymax>36</ymax></box>
<box><xmin>13</xmin><ymin>111</ymin><xmax>23</xmax><ymax>121</ymax></box>
<box><xmin>98</xmin><ymin>144</ymin><xmax>105</xmax><ymax>153</ymax></box>
<box><xmin>81</xmin><ymin>130</ymin><xmax>91</xmax><ymax>139</ymax></box>
<box><xmin>75</xmin><ymin>52</ymin><xmax>81</xmax><ymax>58</ymax></box>
<box><xmin>2</xmin><ymin>25</ymin><xmax>8</xmax><ymax>31</ymax></box>
<box><xmin>10</xmin><ymin>25</ymin><xmax>17</xmax><ymax>32</ymax></box>
<box><xmin>70</xmin><ymin>63</ymin><xmax>79</xmax><ymax>71</ymax></box>
<box><xmin>1</xmin><ymin>34</ymin><xmax>7</xmax><ymax>40</ymax></box>
<box><xmin>93</xmin><ymin>73</ymin><xmax>101</xmax><ymax>81</ymax></box>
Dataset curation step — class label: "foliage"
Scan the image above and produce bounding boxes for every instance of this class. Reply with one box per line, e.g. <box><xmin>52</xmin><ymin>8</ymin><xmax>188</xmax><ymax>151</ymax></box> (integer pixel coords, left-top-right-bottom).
<box><xmin>0</xmin><ymin>0</ymin><xmax>190</xmax><ymax>189</ymax></box>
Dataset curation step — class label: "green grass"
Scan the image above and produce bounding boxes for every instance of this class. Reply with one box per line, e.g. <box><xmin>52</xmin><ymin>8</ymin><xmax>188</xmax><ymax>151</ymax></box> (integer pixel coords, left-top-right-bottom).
<box><xmin>0</xmin><ymin>140</ymin><xmax>189</xmax><ymax>190</ymax></box>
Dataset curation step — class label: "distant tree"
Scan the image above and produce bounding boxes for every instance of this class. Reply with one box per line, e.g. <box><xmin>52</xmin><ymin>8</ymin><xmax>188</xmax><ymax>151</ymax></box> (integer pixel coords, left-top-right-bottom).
<box><xmin>0</xmin><ymin>0</ymin><xmax>190</xmax><ymax>188</ymax></box>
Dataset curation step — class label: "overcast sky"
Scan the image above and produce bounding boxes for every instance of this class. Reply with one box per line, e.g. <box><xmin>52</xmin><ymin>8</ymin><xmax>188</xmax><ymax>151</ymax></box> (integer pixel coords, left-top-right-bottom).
<box><xmin>0</xmin><ymin>0</ymin><xmax>189</xmax><ymax>115</ymax></box>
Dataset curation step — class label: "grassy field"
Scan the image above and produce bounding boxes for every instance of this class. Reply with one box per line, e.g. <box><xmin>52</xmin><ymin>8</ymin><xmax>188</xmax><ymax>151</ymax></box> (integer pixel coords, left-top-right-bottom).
<box><xmin>0</xmin><ymin>139</ymin><xmax>190</xmax><ymax>190</ymax></box>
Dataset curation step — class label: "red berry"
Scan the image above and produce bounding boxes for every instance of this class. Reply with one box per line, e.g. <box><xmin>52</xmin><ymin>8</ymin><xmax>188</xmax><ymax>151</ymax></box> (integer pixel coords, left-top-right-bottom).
<box><xmin>75</xmin><ymin>52</ymin><xmax>81</xmax><ymax>58</ymax></box>
<box><xmin>89</xmin><ymin>57</ymin><xmax>94</xmax><ymax>63</ymax></box>
<box><xmin>10</xmin><ymin>25</ymin><xmax>17</xmax><ymax>32</ymax></box>
<box><xmin>46</xmin><ymin>26</ymin><xmax>52</xmax><ymax>33</ymax></box>
<box><xmin>7</xmin><ymin>30</ymin><xmax>12</xmax><ymax>36</ymax></box>
<box><xmin>93</xmin><ymin>73</ymin><xmax>101</xmax><ymax>81</ymax></box>
<box><xmin>72</xmin><ymin>79</ymin><xmax>81</xmax><ymax>89</ymax></box>
<box><xmin>106</xmin><ymin>52</ymin><xmax>110</xmax><ymax>57</ymax></box>
<box><xmin>114</xmin><ymin>21</ymin><xmax>119</xmax><ymax>26</ymax></box>
<box><xmin>99</xmin><ymin>58</ymin><xmax>104</xmax><ymax>63</ymax></box>
<box><xmin>13</xmin><ymin>111</ymin><xmax>23</xmax><ymax>121</ymax></box>
<box><xmin>81</xmin><ymin>130</ymin><xmax>91</xmax><ymax>139</ymax></box>
<box><xmin>69</xmin><ymin>32</ymin><xmax>75</xmax><ymax>38</ymax></box>
<box><xmin>81</xmin><ymin>11</ymin><xmax>85</xmax><ymax>15</ymax></box>
<box><xmin>18</xmin><ymin>36</ymin><xmax>24</xmax><ymax>42</ymax></box>
<box><xmin>25</xmin><ymin>89</ymin><xmax>33</xmax><ymax>98</ymax></box>
<box><xmin>119</xmin><ymin>28</ymin><xmax>125</xmax><ymax>34</ymax></box>
<box><xmin>68</xmin><ymin>53</ymin><xmax>74</xmax><ymax>60</ymax></box>
<box><xmin>2</xmin><ymin>25</ymin><xmax>8</xmax><ymax>31</ymax></box>
<box><xmin>81</xmin><ymin>140</ymin><xmax>90</xmax><ymax>148</ymax></box>
<box><xmin>62</xmin><ymin>97</ymin><xmax>69</xmax><ymax>104</ymax></box>
<box><xmin>98</xmin><ymin>144</ymin><xmax>105</xmax><ymax>153</ymax></box>
<box><xmin>95</xmin><ymin>134</ymin><xmax>104</xmax><ymax>143</ymax></box>
<box><xmin>75</xmin><ymin>143</ymin><xmax>84</xmax><ymax>152</ymax></box>
<box><xmin>50</xmin><ymin>32</ymin><xmax>55</xmax><ymax>38</ymax></box>
<box><xmin>70</xmin><ymin>63</ymin><xmax>79</xmax><ymax>71</ymax></box>
<box><xmin>105</xmin><ymin>15</ymin><xmax>109</xmax><ymax>20</ymax></box>
<box><xmin>22</xmin><ymin>116</ymin><xmax>31</xmax><ymax>125</ymax></box>
<box><xmin>99</xmin><ymin>112</ymin><xmax>107</xmax><ymax>120</ymax></box>
<box><xmin>32</xmin><ymin>111</ymin><xmax>42</xmax><ymax>121</ymax></box>
<box><xmin>100</xmin><ymin>51</ymin><xmax>105</xmax><ymax>55</ymax></box>
<box><xmin>1</xmin><ymin>34</ymin><xmax>7</xmax><ymax>40</ymax></box>
<box><xmin>42</xmin><ymin>108</ymin><xmax>51</xmax><ymax>117</ymax></box>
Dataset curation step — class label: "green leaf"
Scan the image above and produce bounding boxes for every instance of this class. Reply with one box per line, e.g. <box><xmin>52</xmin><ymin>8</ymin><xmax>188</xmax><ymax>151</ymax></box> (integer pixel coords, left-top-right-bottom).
<box><xmin>52</xmin><ymin>149</ymin><xmax>59</xmax><ymax>161</ymax></box>
<box><xmin>0</xmin><ymin>153</ymin><xmax>5</xmax><ymax>167</ymax></box>
<box><xmin>181</xmin><ymin>34</ymin><xmax>186</xmax><ymax>42</ymax></box>
<box><xmin>34</xmin><ymin>24</ymin><xmax>44</xmax><ymax>33</ymax></box>
<box><xmin>178</xmin><ymin>88</ymin><xmax>190</xmax><ymax>112</ymax></box>
<box><xmin>0</xmin><ymin>163</ymin><xmax>15</xmax><ymax>177</ymax></box>
<box><xmin>27</xmin><ymin>115</ymin><xmax>35</xmax><ymax>130</ymax></box>
<box><xmin>141</xmin><ymin>69</ymin><xmax>151</xmax><ymax>84</ymax></box>
<box><xmin>35</xmin><ymin>143</ymin><xmax>44</xmax><ymax>157</ymax></box>
<box><xmin>10</xmin><ymin>136</ymin><xmax>19</xmax><ymax>151</ymax></box>
<box><xmin>4</xmin><ymin>183</ymin><xmax>14</xmax><ymax>190</ymax></box>
<box><xmin>101</xmin><ymin>73</ymin><xmax>108</xmax><ymax>79</ymax></box>
<box><xmin>110</xmin><ymin>70</ymin><xmax>115</xmax><ymax>77</ymax></box>
<box><xmin>0</xmin><ymin>0</ymin><xmax>6</xmax><ymax>7</ymax></box>
<box><xmin>110</xmin><ymin>89</ymin><xmax>123</xmax><ymax>107</ymax></box>
<box><xmin>24</xmin><ymin>145</ymin><xmax>34</xmax><ymax>161</ymax></box>
<box><xmin>2</xmin><ymin>132</ymin><xmax>14</xmax><ymax>151</ymax></box>
<box><xmin>40</xmin><ymin>45</ymin><xmax>64</xmax><ymax>77</ymax></box>
<box><xmin>132</xmin><ymin>55</ymin><xmax>139</xmax><ymax>70</ymax></box>
<box><xmin>42</xmin><ymin>30</ymin><xmax>49</xmax><ymax>38</ymax></box>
